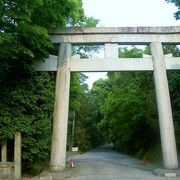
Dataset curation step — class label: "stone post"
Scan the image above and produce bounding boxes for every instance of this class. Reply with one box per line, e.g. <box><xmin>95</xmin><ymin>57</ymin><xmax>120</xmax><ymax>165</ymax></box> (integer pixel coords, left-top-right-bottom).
<box><xmin>150</xmin><ymin>42</ymin><xmax>178</xmax><ymax>169</ymax></box>
<box><xmin>14</xmin><ymin>132</ymin><xmax>21</xmax><ymax>180</ymax></box>
<box><xmin>1</xmin><ymin>140</ymin><xmax>7</xmax><ymax>162</ymax></box>
<box><xmin>50</xmin><ymin>43</ymin><xmax>71</xmax><ymax>171</ymax></box>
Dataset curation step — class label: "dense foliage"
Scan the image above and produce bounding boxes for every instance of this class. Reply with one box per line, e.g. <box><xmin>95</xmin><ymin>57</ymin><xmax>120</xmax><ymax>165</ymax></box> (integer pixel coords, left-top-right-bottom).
<box><xmin>102</xmin><ymin>71</ymin><xmax>159</xmax><ymax>156</ymax></box>
<box><xmin>0</xmin><ymin>0</ymin><xmax>100</xmax><ymax>174</ymax></box>
<box><xmin>0</xmin><ymin>0</ymin><xmax>85</xmax><ymax>71</ymax></box>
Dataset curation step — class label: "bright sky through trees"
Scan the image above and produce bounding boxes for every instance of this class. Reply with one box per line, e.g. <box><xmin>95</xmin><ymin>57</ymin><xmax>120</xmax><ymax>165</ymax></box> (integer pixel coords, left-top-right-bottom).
<box><xmin>83</xmin><ymin>0</ymin><xmax>179</xmax><ymax>27</ymax></box>
<box><xmin>82</xmin><ymin>0</ymin><xmax>180</xmax><ymax>89</ymax></box>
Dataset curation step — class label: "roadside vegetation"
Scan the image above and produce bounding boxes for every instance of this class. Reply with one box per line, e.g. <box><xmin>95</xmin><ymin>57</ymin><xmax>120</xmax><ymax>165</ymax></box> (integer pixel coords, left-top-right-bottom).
<box><xmin>0</xmin><ymin>0</ymin><xmax>99</xmax><ymax>175</ymax></box>
<box><xmin>89</xmin><ymin>45</ymin><xmax>180</xmax><ymax>165</ymax></box>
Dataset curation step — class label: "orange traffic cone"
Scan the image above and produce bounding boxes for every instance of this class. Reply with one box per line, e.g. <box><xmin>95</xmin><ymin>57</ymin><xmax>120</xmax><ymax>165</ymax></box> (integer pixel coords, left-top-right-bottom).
<box><xmin>70</xmin><ymin>159</ymin><xmax>74</xmax><ymax>168</ymax></box>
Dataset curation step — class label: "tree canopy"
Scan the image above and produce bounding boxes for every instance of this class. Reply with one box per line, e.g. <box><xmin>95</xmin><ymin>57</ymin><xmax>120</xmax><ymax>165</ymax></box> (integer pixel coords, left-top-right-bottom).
<box><xmin>0</xmin><ymin>0</ymin><xmax>86</xmax><ymax>79</ymax></box>
<box><xmin>0</xmin><ymin>0</ymin><xmax>100</xmax><ymax>174</ymax></box>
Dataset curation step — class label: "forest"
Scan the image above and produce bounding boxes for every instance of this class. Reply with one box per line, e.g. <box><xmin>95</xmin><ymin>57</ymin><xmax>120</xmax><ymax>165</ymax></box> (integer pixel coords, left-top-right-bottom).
<box><xmin>0</xmin><ymin>0</ymin><xmax>179</xmax><ymax>175</ymax></box>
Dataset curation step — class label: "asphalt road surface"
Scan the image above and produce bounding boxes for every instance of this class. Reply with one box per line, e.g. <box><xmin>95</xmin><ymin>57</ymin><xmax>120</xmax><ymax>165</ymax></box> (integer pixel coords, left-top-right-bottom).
<box><xmin>37</xmin><ymin>144</ymin><xmax>179</xmax><ymax>180</ymax></box>
<box><xmin>64</xmin><ymin>144</ymin><xmax>179</xmax><ymax>180</ymax></box>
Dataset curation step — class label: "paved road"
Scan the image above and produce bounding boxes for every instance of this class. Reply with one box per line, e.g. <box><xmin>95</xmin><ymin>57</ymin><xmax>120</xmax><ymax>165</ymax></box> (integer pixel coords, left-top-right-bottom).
<box><xmin>38</xmin><ymin>144</ymin><xmax>179</xmax><ymax>180</ymax></box>
<box><xmin>64</xmin><ymin>144</ymin><xmax>178</xmax><ymax>180</ymax></box>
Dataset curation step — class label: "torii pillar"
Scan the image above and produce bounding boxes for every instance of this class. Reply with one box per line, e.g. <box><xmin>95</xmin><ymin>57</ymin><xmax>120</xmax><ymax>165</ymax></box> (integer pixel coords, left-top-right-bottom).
<box><xmin>150</xmin><ymin>42</ymin><xmax>178</xmax><ymax>170</ymax></box>
<box><xmin>50</xmin><ymin>43</ymin><xmax>71</xmax><ymax>171</ymax></box>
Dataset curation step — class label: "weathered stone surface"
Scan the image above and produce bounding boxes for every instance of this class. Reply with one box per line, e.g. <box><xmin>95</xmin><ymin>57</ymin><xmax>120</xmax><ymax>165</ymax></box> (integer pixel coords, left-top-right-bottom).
<box><xmin>70</xmin><ymin>58</ymin><xmax>154</xmax><ymax>72</ymax></box>
<box><xmin>49</xmin><ymin>26</ymin><xmax>180</xmax><ymax>35</ymax></box>
<box><xmin>1</xmin><ymin>141</ymin><xmax>7</xmax><ymax>162</ymax></box>
<box><xmin>50</xmin><ymin>43</ymin><xmax>71</xmax><ymax>171</ymax></box>
<box><xmin>150</xmin><ymin>42</ymin><xmax>178</xmax><ymax>169</ymax></box>
<box><xmin>0</xmin><ymin>162</ymin><xmax>14</xmax><ymax>180</ymax></box>
<box><xmin>105</xmin><ymin>43</ymin><xmax>118</xmax><ymax>58</ymax></box>
<box><xmin>34</xmin><ymin>55</ymin><xmax>57</xmax><ymax>71</ymax></box>
<box><xmin>49</xmin><ymin>26</ymin><xmax>180</xmax><ymax>44</ymax></box>
<box><xmin>154</xmin><ymin>168</ymin><xmax>180</xmax><ymax>176</ymax></box>
<box><xmin>49</xmin><ymin>33</ymin><xmax>180</xmax><ymax>44</ymax></box>
<box><xmin>14</xmin><ymin>132</ymin><xmax>21</xmax><ymax>180</ymax></box>
<box><xmin>34</xmin><ymin>55</ymin><xmax>180</xmax><ymax>72</ymax></box>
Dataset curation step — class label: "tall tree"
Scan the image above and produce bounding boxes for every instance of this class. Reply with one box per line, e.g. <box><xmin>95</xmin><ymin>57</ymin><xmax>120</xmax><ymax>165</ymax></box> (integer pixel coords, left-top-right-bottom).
<box><xmin>102</xmin><ymin>71</ymin><xmax>158</xmax><ymax>155</ymax></box>
<box><xmin>0</xmin><ymin>0</ymin><xmax>97</xmax><ymax>174</ymax></box>
<box><xmin>89</xmin><ymin>79</ymin><xmax>112</xmax><ymax>142</ymax></box>
<box><xmin>68</xmin><ymin>73</ymin><xmax>106</xmax><ymax>152</ymax></box>
<box><xmin>0</xmin><ymin>0</ymin><xmax>85</xmax><ymax>76</ymax></box>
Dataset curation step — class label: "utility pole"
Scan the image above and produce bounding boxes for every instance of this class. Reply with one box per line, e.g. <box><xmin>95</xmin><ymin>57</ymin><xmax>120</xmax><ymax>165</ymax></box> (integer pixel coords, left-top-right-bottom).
<box><xmin>71</xmin><ymin>111</ymin><xmax>76</xmax><ymax>150</ymax></box>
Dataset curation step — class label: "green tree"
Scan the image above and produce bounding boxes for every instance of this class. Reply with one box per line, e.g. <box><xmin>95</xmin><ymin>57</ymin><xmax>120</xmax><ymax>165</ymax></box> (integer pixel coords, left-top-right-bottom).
<box><xmin>68</xmin><ymin>73</ymin><xmax>106</xmax><ymax>152</ymax></box>
<box><xmin>89</xmin><ymin>79</ymin><xmax>112</xmax><ymax>142</ymax></box>
<box><xmin>101</xmin><ymin>46</ymin><xmax>158</xmax><ymax>157</ymax></box>
<box><xmin>103</xmin><ymin>71</ymin><xmax>158</xmax><ymax>155</ymax></box>
<box><xmin>0</xmin><ymin>0</ymin><xmax>92</xmax><ymax>174</ymax></box>
<box><xmin>0</xmin><ymin>0</ymin><xmax>85</xmax><ymax>75</ymax></box>
<box><xmin>0</xmin><ymin>72</ymin><xmax>55</xmax><ymax>173</ymax></box>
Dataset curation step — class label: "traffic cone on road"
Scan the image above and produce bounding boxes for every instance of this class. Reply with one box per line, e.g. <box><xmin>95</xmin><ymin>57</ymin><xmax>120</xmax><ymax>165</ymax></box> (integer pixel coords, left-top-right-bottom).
<box><xmin>70</xmin><ymin>159</ymin><xmax>75</xmax><ymax>168</ymax></box>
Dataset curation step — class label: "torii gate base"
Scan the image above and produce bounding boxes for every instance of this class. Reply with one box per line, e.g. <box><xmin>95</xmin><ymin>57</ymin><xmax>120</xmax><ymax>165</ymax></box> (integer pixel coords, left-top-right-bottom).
<box><xmin>35</xmin><ymin>26</ymin><xmax>180</xmax><ymax>176</ymax></box>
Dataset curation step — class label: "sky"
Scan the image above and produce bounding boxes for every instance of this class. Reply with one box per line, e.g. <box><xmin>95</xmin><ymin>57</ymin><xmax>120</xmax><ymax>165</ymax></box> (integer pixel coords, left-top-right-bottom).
<box><xmin>82</xmin><ymin>0</ymin><xmax>179</xmax><ymax>89</ymax></box>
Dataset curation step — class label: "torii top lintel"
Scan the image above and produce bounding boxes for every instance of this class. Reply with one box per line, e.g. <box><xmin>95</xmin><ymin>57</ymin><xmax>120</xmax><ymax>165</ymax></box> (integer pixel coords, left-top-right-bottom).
<box><xmin>49</xmin><ymin>26</ymin><xmax>180</xmax><ymax>44</ymax></box>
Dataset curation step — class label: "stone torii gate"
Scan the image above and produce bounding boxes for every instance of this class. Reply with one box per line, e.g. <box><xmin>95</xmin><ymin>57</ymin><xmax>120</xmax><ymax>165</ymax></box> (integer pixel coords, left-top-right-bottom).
<box><xmin>35</xmin><ymin>26</ymin><xmax>180</xmax><ymax>174</ymax></box>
